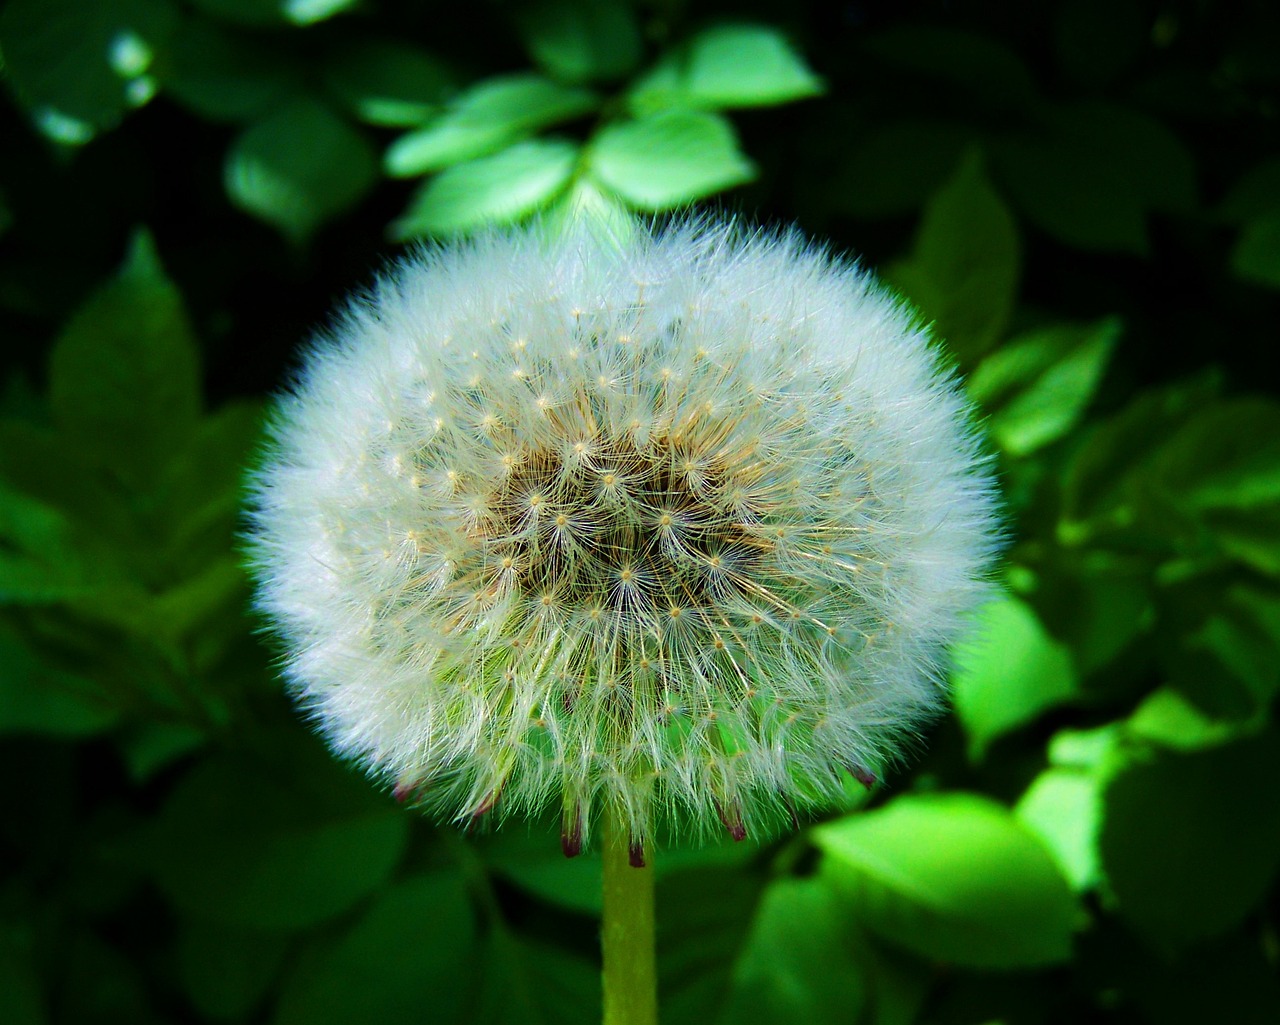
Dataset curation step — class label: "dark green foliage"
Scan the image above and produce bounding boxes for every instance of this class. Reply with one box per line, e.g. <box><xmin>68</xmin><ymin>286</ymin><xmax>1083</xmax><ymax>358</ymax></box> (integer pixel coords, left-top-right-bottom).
<box><xmin>1</xmin><ymin>1</ymin><xmax>1278</xmax><ymax>1023</ymax></box>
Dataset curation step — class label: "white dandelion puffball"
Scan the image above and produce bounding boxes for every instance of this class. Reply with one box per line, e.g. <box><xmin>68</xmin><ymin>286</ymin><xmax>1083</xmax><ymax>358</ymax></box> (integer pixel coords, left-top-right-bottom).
<box><xmin>249</xmin><ymin>218</ymin><xmax>999</xmax><ymax>854</ymax></box>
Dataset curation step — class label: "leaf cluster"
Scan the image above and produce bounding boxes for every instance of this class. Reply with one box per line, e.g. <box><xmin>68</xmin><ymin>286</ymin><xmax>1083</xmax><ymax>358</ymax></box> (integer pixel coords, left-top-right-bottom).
<box><xmin>2</xmin><ymin>2</ymin><xmax>1279</xmax><ymax>1025</ymax></box>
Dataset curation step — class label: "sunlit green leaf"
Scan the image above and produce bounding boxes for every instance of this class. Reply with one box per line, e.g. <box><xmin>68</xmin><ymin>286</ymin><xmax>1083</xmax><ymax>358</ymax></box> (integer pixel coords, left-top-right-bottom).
<box><xmin>161</xmin><ymin>17</ymin><xmax>302</xmax><ymax>123</ymax></box>
<box><xmin>952</xmin><ymin>596</ymin><xmax>1078</xmax><ymax>761</ymax></box>
<box><xmin>189</xmin><ymin>0</ymin><xmax>356</xmax><ymax>27</ymax></box>
<box><xmin>225</xmin><ymin>98</ymin><xmax>378</xmax><ymax>241</ymax></box>
<box><xmin>968</xmin><ymin>317</ymin><xmax>1119</xmax><ymax>456</ymax></box>
<box><xmin>814</xmin><ymin>793</ymin><xmax>1080</xmax><ymax>968</ymax></box>
<box><xmin>1</xmin><ymin>0</ymin><xmax>175</xmax><ymax>144</ymax></box>
<box><xmin>632</xmin><ymin>23</ymin><xmax>822</xmax><ymax>114</ymax></box>
<box><xmin>517</xmin><ymin>0</ymin><xmax>642</xmax><ymax>84</ymax></box>
<box><xmin>717</xmin><ymin>877</ymin><xmax>866</xmax><ymax>1025</ymax></box>
<box><xmin>391</xmin><ymin>139</ymin><xmax>578</xmax><ymax>238</ymax></box>
<box><xmin>542</xmin><ymin>177</ymin><xmax>639</xmax><ymax>242</ymax></box>
<box><xmin>1099</xmin><ymin>729</ymin><xmax>1280</xmax><ymax>951</ymax></box>
<box><xmin>322</xmin><ymin>39</ymin><xmax>454</xmax><ymax>127</ymax></box>
<box><xmin>589</xmin><ymin>110</ymin><xmax>754</xmax><ymax>211</ymax></box>
<box><xmin>385</xmin><ymin>75</ymin><xmax>597</xmax><ymax>176</ymax></box>
<box><xmin>888</xmin><ymin>150</ymin><xmax>1020</xmax><ymax>365</ymax></box>
<box><xmin>274</xmin><ymin>873</ymin><xmax>477</xmax><ymax>1025</ymax></box>
<box><xmin>1016</xmin><ymin>768</ymin><xmax>1103</xmax><ymax>891</ymax></box>
<box><xmin>48</xmin><ymin>231</ymin><xmax>201</xmax><ymax>489</ymax></box>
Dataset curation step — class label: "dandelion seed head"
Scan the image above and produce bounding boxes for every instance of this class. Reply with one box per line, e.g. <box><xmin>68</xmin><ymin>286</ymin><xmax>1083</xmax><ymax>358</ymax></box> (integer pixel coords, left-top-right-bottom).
<box><xmin>248</xmin><ymin>218</ymin><xmax>1000</xmax><ymax>850</ymax></box>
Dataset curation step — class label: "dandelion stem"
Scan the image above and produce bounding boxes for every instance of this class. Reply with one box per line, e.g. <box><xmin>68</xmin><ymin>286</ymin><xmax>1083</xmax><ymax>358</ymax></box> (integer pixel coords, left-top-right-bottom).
<box><xmin>601</xmin><ymin>809</ymin><xmax>657</xmax><ymax>1025</ymax></box>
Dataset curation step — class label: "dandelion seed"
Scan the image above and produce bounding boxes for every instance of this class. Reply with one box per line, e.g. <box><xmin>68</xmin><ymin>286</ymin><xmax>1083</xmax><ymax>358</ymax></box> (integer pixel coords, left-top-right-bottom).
<box><xmin>247</xmin><ymin>218</ymin><xmax>1000</xmax><ymax>853</ymax></box>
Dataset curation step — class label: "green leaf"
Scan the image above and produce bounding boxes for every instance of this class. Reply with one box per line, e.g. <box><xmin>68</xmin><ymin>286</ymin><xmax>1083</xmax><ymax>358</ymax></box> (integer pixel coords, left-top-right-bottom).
<box><xmin>225</xmin><ymin>98</ymin><xmax>378</xmax><ymax>242</ymax></box>
<box><xmin>860</xmin><ymin>26</ymin><xmax>1038</xmax><ymax>111</ymax></box>
<box><xmin>472</xmin><ymin>932</ymin><xmax>598</xmax><ymax>1025</ymax></box>
<box><xmin>824</xmin><ymin>119</ymin><xmax>974</xmax><ymax>219</ymax></box>
<box><xmin>1</xmin><ymin>0</ymin><xmax>175</xmax><ymax>144</ymax></box>
<box><xmin>658</xmin><ymin>866</ymin><xmax>765</xmax><ymax>1025</ymax></box>
<box><xmin>48</xmin><ymin>231</ymin><xmax>201</xmax><ymax>489</ymax></box>
<box><xmin>188</xmin><ymin>0</ymin><xmax>356</xmax><ymax>27</ymax></box>
<box><xmin>1232</xmin><ymin>210</ymin><xmax>1280</xmax><ymax>289</ymax></box>
<box><xmin>1060</xmin><ymin>378</ymin><xmax>1219</xmax><ymax>539</ymax></box>
<box><xmin>814</xmin><ymin>792</ymin><xmax>1080</xmax><ymax>968</ymax></box>
<box><xmin>1147</xmin><ymin>398</ymin><xmax>1280</xmax><ymax>513</ymax></box>
<box><xmin>1217</xmin><ymin>156</ymin><xmax>1280</xmax><ymax>223</ymax></box>
<box><xmin>951</xmin><ymin>596</ymin><xmax>1077</xmax><ymax>761</ymax></box>
<box><xmin>384</xmin><ymin>75</ymin><xmax>597</xmax><ymax>177</ymax></box>
<box><xmin>178</xmin><ymin>920</ymin><xmax>289</xmax><ymax>1022</ymax></box>
<box><xmin>517</xmin><ymin>0</ymin><xmax>643</xmax><ymax>84</ymax></box>
<box><xmin>1126</xmin><ymin>687</ymin><xmax>1257</xmax><ymax>752</ymax></box>
<box><xmin>589</xmin><ymin>110</ymin><xmax>755</xmax><ymax>211</ymax></box>
<box><xmin>0</xmin><ymin>926</ymin><xmax>45</xmax><ymax>1025</ymax></box>
<box><xmin>968</xmin><ymin>317</ymin><xmax>1120</xmax><ymax>456</ymax></box>
<box><xmin>0</xmin><ymin>625</ymin><xmax>116</xmax><ymax>737</ymax></box>
<box><xmin>1015</xmin><ymin>768</ymin><xmax>1103</xmax><ymax>891</ymax></box>
<box><xmin>631</xmin><ymin>23</ymin><xmax>823</xmax><ymax>113</ymax></box>
<box><xmin>888</xmin><ymin>151</ymin><xmax>1020</xmax><ymax>365</ymax></box>
<box><xmin>992</xmin><ymin>101</ymin><xmax>1196</xmax><ymax>254</ymax></box>
<box><xmin>481</xmin><ymin>824</ymin><xmax>604</xmax><ymax>915</ymax></box>
<box><xmin>274</xmin><ymin>873</ymin><xmax>477</xmax><ymax>1025</ymax></box>
<box><xmin>542</xmin><ymin>177</ymin><xmax>639</xmax><ymax>242</ymax></box>
<box><xmin>160</xmin><ymin>17</ymin><xmax>303</xmax><ymax>123</ymax></box>
<box><xmin>391</xmin><ymin>139</ymin><xmax>578</xmax><ymax>239</ymax></box>
<box><xmin>716</xmin><ymin>876</ymin><xmax>866</xmax><ymax>1025</ymax></box>
<box><xmin>1099</xmin><ymin>729</ymin><xmax>1280</xmax><ymax>951</ymax></box>
<box><xmin>322</xmin><ymin>39</ymin><xmax>455</xmax><ymax>127</ymax></box>
<box><xmin>146</xmin><ymin>749</ymin><xmax>409</xmax><ymax>930</ymax></box>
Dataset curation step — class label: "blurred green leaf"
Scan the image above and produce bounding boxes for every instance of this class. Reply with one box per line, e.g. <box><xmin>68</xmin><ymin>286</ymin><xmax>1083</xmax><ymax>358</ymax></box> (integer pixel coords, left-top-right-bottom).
<box><xmin>274</xmin><ymin>873</ymin><xmax>477</xmax><ymax>1025</ymax></box>
<box><xmin>1232</xmin><ymin>210</ymin><xmax>1280</xmax><ymax>289</ymax></box>
<box><xmin>0</xmin><ymin>926</ymin><xmax>45</xmax><ymax>1025</ymax></box>
<box><xmin>888</xmin><ymin>151</ymin><xmax>1020</xmax><ymax>365</ymax></box>
<box><xmin>1126</xmin><ymin>687</ymin><xmax>1257</xmax><ymax>752</ymax></box>
<box><xmin>225</xmin><ymin>98</ymin><xmax>378</xmax><ymax>242</ymax></box>
<box><xmin>824</xmin><ymin>120</ymin><xmax>974</xmax><ymax>219</ymax></box>
<box><xmin>1060</xmin><ymin>379</ymin><xmax>1220</xmax><ymax>540</ymax></box>
<box><xmin>48</xmin><ymin>231</ymin><xmax>201</xmax><ymax>489</ymax></box>
<box><xmin>968</xmin><ymin>317</ymin><xmax>1119</xmax><ymax>456</ymax></box>
<box><xmin>482</xmin><ymin>824</ymin><xmax>604</xmax><ymax>915</ymax></box>
<box><xmin>160</xmin><ymin>17</ymin><xmax>302</xmax><ymax>123</ymax></box>
<box><xmin>1217</xmin><ymin>156</ymin><xmax>1280</xmax><ymax>223</ymax></box>
<box><xmin>631</xmin><ymin>23</ymin><xmax>823</xmax><ymax>113</ymax></box>
<box><xmin>0</xmin><ymin>0</ymin><xmax>174</xmax><ymax>144</ymax></box>
<box><xmin>384</xmin><ymin>75</ymin><xmax>597</xmax><ymax>177</ymax></box>
<box><xmin>543</xmin><ymin>177</ymin><xmax>639</xmax><ymax>241</ymax></box>
<box><xmin>472</xmin><ymin>930</ymin><xmax>598</xmax><ymax>1025</ymax></box>
<box><xmin>322</xmin><ymin>39</ymin><xmax>455</xmax><ymax>127</ymax></box>
<box><xmin>178</xmin><ymin>920</ymin><xmax>289</xmax><ymax>1022</ymax></box>
<box><xmin>952</xmin><ymin>596</ymin><xmax>1078</xmax><ymax>761</ymax></box>
<box><xmin>1099</xmin><ymin>729</ymin><xmax>1280</xmax><ymax>951</ymax></box>
<box><xmin>716</xmin><ymin>876</ymin><xmax>866</xmax><ymax>1025</ymax></box>
<box><xmin>517</xmin><ymin>0</ymin><xmax>643</xmax><ymax>84</ymax></box>
<box><xmin>146</xmin><ymin>749</ymin><xmax>409</xmax><ymax>929</ymax></box>
<box><xmin>1053</xmin><ymin>0</ymin><xmax>1147</xmax><ymax>86</ymax></box>
<box><xmin>861</xmin><ymin>26</ymin><xmax>1038</xmax><ymax>110</ymax></box>
<box><xmin>0</xmin><ymin>625</ymin><xmax>116</xmax><ymax>736</ymax></box>
<box><xmin>391</xmin><ymin>139</ymin><xmax>578</xmax><ymax>238</ymax></box>
<box><xmin>658</xmin><ymin>866</ymin><xmax>764</xmax><ymax>1025</ymax></box>
<box><xmin>589</xmin><ymin>110</ymin><xmax>754</xmax><ymax>211</ymax></box>
<box><xmin>814</xmin><ymin>793</ymin><xmax>1079</xmax><ymax>968</ymax></box>
<box><xmin>992</xmin><ymin>101</ymin><xmax>1196</xmax><ymax>254</ymax></box>
<box><xmin>1015</xmin><ymin>767</ymin><xmax>1102</xmax><ymax>891</ymax></box>
<box><xmin>189</xmin><ymin>0</ymin><xmax>356</xmax><ymax>27</ymax></box>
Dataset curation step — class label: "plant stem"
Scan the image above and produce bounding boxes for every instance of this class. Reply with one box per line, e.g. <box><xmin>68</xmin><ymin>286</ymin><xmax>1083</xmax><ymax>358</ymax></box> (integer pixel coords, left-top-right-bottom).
<box><xmin>601</xmin><ymin>809</ymin><xmax>657</xmax><ymax>1025</ymax></box>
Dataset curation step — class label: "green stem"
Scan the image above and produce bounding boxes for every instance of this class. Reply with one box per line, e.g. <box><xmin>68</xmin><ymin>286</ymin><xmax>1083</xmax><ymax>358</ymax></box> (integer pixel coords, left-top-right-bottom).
<box><xmin>601</xmin><ymin>809</ymin><xmax>657</xmax><ymax>1025</ymax></box>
